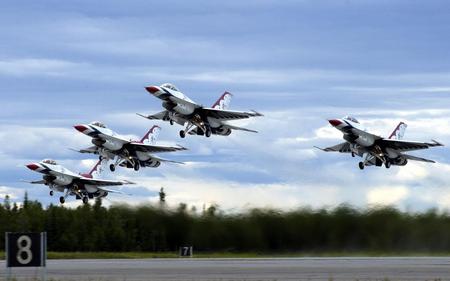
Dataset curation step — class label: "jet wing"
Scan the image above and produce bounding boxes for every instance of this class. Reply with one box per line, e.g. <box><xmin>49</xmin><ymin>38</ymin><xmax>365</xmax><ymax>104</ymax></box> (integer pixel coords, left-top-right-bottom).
<box><xmin>402</xmin><ymin>154</ymin><xmax>436</xmax><ymax>163</ymax></box>
<box><xmin>137</xmin><ymin>111</ymin><xmax>169</xmax><ymax>121</ymax></box>
<box><xmin>315</xmin><ymin>142</ymin><xmax>351</xmax><ymax>153</ymax></box>
<box><xmin>77</xmin><ymin>177</ymin><xmax>134</xmax><ymax>187</ymax></box>
<box><xmin>223</xmin><ymin>124</ymin><xmax>258</xmax><ymax>133</ymax></box>
<box><xmin>97</xmin><ymin>186</ymin><xmax>131</xmax><ymax>195</ymax></box>
<box><xmin>380</xmin><ymin>139</ymin><xmax>443</xmax><ymax>152</ymax></box>
<box><xmin>21</xmin><ymin>179</ymin><xmax>47</xmax><ymax>184</ymax></box>
<box><xmin>125</xmin><ymin>143</ymin><xmax>187</xmax><ymax>153</ymax></box>
<box><xmin>137</xmin><ymin>112</ymin><xmax>186</xmax><ymax>126</ymax></box>
<box><xmin>202</xmin><ymin>108</ymin><xmax>263</xmax><ymax>121</ymax></box>
<box><xmin>148</xmin><ymin>155</ymin><xmax>185</xmax><ymax>165</ymax></box>
<box><xmin>73</xmin><ymin>146</ymin><xmax>100</xmax><ymax>154</ymax></box>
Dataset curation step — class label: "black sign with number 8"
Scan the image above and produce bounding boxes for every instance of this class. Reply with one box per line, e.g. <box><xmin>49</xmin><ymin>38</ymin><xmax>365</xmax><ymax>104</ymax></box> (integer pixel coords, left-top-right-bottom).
<box><xmin>6</xmin><ymin>233</ymin><xmax>45</xmax><ymax>267</ymax></box>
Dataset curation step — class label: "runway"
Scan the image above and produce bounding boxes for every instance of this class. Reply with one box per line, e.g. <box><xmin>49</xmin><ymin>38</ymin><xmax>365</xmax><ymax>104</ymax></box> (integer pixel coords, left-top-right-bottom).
<box><xmin>1</xmin><ymin>257</ymin><xmax>450</xmax><ymax>281</ymax></box>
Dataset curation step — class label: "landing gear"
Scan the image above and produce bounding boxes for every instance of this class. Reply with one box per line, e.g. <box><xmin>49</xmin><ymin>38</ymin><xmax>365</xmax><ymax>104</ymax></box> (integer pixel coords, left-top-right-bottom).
<box><xmin>110</xmin><ymin>164</ymin><xmax>116</xmax><ymax>172</ymax></box>
<box><xmin>205</xmin><ymin>128</ymin><xmax>212</xmax><ymax>138</ymax></box>
<box><xmin>82</xmin><ymin>196</ymin><xmax>89</xmax><ymax>204</ymax></box>
<box><xmin>358</xmin><ymin>162</ymin><xmax>365</xmax><ymax>170</ymax></box>
<box><xmin>134</xmin><ymin>162</ymin><xmax>140</xmax><ymax>171</ymax></box>
<box><xmin>170</xmin><ymin>120</ymin><xmax>174</xmax><ymax>125</ymax></box>
<box><xmin>385</xmin><ymin>161</ymin><xmax>391</xmax><ymax>169</ymax></box>
<box><xmin>351</xmin><ymin>152</ymin><xmax>355</xmax><ymax>158</ymax></box>
<box><xmin>59</xmin><ymin>196</ymin><xmax>65</xmax><ymax>204</ymax></box>
<box><xmin>49</xmin><ymin>190</ymin><xmax>54</xmax><ymax>196</ymax></box>
<box><xmin>179</xmin><ymin>130</ymin><xmax>186</xmax><ymax>138</ymax></box>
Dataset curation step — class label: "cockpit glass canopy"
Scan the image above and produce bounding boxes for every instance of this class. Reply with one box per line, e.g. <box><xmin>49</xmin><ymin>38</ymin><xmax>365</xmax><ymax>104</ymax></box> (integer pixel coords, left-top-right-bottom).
<box><xmin>42</xmin><ymin>159</ymin><xmax>57</xmax><ymax>165</ymax></box>
<box><xmin>90</xmin><ymin>121</ymin><xmax>106</xmax><ymax>128</ymax></box>
<box><xmin>161</xmin><ymin>83</ymin><xmax>179</xmax><ymax>92</ymax></box>
<box><xmin>344</xmin><ymin>116</ymin><xmax>359</xmax><ymax>124</ymax></box>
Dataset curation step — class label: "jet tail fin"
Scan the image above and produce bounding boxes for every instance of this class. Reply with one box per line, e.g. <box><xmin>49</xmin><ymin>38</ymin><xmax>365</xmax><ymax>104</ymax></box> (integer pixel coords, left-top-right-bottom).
<box><xmin>140</xmin><ymin>125</ymin><xmax>161</xmax><ymax>144</ymax></box>
<box><xmin>211</xmin><ymin>91</ymin><xmax>233</xmax><ymax>110</ymax></box>
<box><xmin>86</xmin><ymin>159</ymin><xmax>106</xmax><ymax>179</ymax></box>
<box><xmin>388</xmin><ymin>122</ymin><xmax>407</xmax><ymax>140</ymax></box>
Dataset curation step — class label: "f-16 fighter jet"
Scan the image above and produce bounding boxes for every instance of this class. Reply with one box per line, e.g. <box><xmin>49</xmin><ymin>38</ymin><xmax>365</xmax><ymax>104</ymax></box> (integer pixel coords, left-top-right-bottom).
<box><xmin>74</xmin><ymin>122</ymin><xmax>187</xmax><ymax>172</ymax></box>
<box><xmin>25</xmin><ymin>159</ymin><xmax>132</xmax><ymax>204</ymax></box>
<box><xmin>138</xmin><ymin>83</ymin><xmax>263</xmax><ymax>138</ymax></box>
<box><xmin>316</xmin><ymin>116</ymin><xmax>444</xmax><ymax>170</ymax></box>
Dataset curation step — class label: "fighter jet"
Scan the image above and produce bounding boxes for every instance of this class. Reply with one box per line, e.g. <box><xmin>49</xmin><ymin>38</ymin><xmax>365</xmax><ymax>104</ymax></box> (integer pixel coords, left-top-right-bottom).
<box><xmin>316</xmin><ymin>116</ymin><xmax>444</xmax><ymax>170</ymax></box>
<box><xmin>73</xmin><ymin>122</ymin><xmax>187</xmax><ymax>172</ymax></box>
<box><xmin>138</xmin><ymin>83</ymin><xmax>263</xmax><ymax>138</ymax></box>
<box><xmin>25</xmin><ymin>159</ymin><xmax>132</xmax><ymax>204</ymax></box>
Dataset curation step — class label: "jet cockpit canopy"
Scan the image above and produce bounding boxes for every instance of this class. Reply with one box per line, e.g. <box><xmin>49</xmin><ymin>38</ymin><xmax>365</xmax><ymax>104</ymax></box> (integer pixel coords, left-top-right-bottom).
<box><xmin>90</xmin><ymin>121</ymin><xmax>106</xmax><ymax>128</ymax></box>
<box><xmin>161</xmin><ymin>83</ymin><xmax>179</xmax><ymax>92</ymax></box>
<box><xmin>42</xmin><ymin>159</ymin><xmax>57</xmax><ymax>165</ymax></box>
<box><xmin>344</xmin><ymin>116</ymin><xmax>360</xmax><ymax>124</ymax></box>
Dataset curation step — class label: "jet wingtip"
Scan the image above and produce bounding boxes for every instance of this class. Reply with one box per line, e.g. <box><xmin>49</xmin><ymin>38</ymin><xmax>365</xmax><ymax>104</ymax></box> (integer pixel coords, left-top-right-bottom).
<box><xmin>176</xmin><ymin>144</ymin><xmax>189</xmax><ymax>150</ymax></box>
<box><xmin>431</xmin><ymin>139</ymin><xmax>444</xmax><ymax>146</ymax></box>
<box><xmin>136</xmin><ymin>113</ymin><xmax>150</xmax><ymax>119</ymax></box>
<box><xmin>251</xmin><ymin>110</ymin><xmax>264</xmax><ymax>117</ymax></box>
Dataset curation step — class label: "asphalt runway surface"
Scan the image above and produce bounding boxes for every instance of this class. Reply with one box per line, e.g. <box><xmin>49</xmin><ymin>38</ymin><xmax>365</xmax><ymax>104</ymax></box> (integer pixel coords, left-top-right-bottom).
<box><xmin>1</xmin><ymin>257</ymin><xmax>450</xmax><ymax>281</ymax></box>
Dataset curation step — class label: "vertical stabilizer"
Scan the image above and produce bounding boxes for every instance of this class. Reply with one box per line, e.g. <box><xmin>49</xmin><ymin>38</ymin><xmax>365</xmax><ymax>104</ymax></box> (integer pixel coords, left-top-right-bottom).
<box><xmin>388</xmin><ymin>122</ymin><xmax>407</xmax><ymax>140</ymax></box>
<box><xmin>140</xmin><ymin>125</ymin><xmax>161</xmax><ymax>144</ymax></box>
<box><xmin>212</xmin><ymin>92</ymin><xmax>233</xmax><ymax>110</ymax></box>
<box><xmin>87</xmin><ymin>159</ymin><xmax>107</xmax><ymax>179</ymax></box>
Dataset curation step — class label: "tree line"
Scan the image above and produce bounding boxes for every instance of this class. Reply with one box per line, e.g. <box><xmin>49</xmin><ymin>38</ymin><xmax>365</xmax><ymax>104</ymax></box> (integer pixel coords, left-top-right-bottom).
<box><xmin>1</xmin><ymin>193</ymin><xmax>450</xmax><ymax>253</ymax></box>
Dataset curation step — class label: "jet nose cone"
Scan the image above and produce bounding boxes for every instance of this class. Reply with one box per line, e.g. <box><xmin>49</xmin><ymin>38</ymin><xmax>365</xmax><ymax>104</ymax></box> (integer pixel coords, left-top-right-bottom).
<box><xmin>74</xmin><ymin>125</ymin><xmax>88</xmax><ymax>133</ymax></box>
<box><xmin>145</xmin><ymin>86</ymin><xmax>160</xmax><ymax>94</ymax></box>
<box><xmin>26</xmin><ymin>163</ymin><xmax>39</xmax><ymax>171</ymax></box>
<box><xmin>328</xmin><ymin>119</ymin><xmax>342</xmax><ymax>127</ymax></box>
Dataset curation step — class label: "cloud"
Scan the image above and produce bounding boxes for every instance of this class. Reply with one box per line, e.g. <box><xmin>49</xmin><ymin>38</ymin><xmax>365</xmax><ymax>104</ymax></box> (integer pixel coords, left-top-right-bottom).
<box><xmin>1</xmin><ymin>1</ymin><xmax>450</xmax><ymax>212</ymax></box>
<box><xmin>0</xmin><ymin>58</ymin><xmax>88</xmax><ymax>77</ymax></box>
<box><xmin>367</xmin><ymin>186</ymin><xmax>410</xmax><ymax>206</ymax></box>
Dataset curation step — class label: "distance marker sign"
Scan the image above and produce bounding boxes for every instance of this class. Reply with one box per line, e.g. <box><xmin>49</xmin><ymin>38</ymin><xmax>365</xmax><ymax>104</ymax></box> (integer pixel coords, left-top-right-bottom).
<box><xmin>6</xmin><ymin>232</ymin><xmax>46</xmax><ymax>267</ymax></box>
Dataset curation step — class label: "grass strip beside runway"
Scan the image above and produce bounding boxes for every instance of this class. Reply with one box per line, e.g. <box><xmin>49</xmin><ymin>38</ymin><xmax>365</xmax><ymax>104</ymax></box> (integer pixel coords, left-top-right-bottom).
<box><xmin>3</xmin><ymin>251</ymin><xmax>450</xmax><ymax>259</ymax></box>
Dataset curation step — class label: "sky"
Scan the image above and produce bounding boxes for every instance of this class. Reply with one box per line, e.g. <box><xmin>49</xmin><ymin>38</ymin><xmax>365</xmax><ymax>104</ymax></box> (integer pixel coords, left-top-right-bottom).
<box><xmin>1</xmin><ymin>0</ymin><xmax>450</xmax><ymax>212</ymax></box>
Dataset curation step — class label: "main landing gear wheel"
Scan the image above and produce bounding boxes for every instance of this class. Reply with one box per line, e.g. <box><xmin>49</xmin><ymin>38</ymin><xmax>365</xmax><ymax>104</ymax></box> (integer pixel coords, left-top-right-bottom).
<box><xmin>205</xmin><ymin>129</ymin><xmax>212</xmax><ymax>138</ymax></box>
<box><xmin>110</xmin><ymin>164</ymin><xmax>116</xmax><ymax>172</ymax></box>
<box><xmin>134</xmin><ymin>162</ymin><xmax>140</xmax><ymax>171</ymax></box>
<box><xmin>358</xmin><ymin>162</ymin><xmax>365</xmax><ymax>170</ymax></box>
<box><xmin>179</xmin><ymin>130</ymin><xmax>186</xmax><ymax>138</ymax></box>
<box><xmin>385</xmin><ymin>161</ymin><xmax>391</xmax><ymax>169</ymax></box>
<box><xmin>170</xmin><ymin>120</ymin><xmax>174</xmax><ymax>125</ymax></box>
<box><xmin>82</xmin><ymin>197</ymin><xmax>89</xmax><ymax>204</ymax></box>
<box><xmin>49</xmin><ymin>191</ymin><xmax>54</xmax><ymax>196</ymax></box>
<box><xmin>83</xmin><ymin>196</ymin><xmax>89</xmax><ymax>204</ymax></box>
<box><xmin>59</xmin><ymin>196</ymin><xmax>65</xmax><ymax>204</ymax></box>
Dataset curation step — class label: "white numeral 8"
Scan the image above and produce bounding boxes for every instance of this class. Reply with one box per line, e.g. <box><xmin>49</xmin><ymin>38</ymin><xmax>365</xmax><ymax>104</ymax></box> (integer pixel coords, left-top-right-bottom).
<box><xmin>16</xmin><ymin>236</ymin><xmax>32</xmax><ymax>264</ymax></box>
